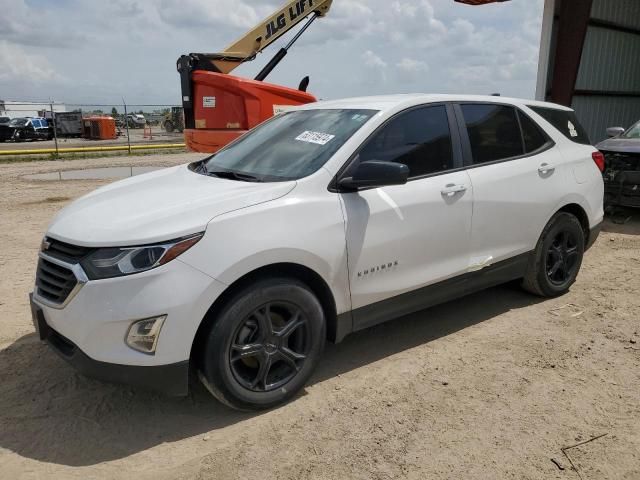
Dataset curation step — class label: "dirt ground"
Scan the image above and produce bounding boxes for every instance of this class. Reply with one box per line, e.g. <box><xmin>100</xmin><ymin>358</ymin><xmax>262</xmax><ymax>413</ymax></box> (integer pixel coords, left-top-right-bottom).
<box><xmin>1</xmin><ymin>153</ymin><xmax>639</xmax><ymax>480</ymax></box>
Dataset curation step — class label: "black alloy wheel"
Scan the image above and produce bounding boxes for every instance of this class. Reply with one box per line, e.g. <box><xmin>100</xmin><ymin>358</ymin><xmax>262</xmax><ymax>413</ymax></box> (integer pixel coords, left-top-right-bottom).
<box><xmin>522</xmin><ymin>212</ymin><xmax>585</xmax><ymax>297</ymax></box>
<box><xmin>545</xmin><ymin>230</ymin><xmax>580</xmax><ymax>286</ymax></box>
<box><xmin>229</xmin><ymin>301</ymin><xmax>310</xmax><ymax>392</ymax></box>
<box><xmin>200</xmin><ymin>277</ymin><xmax>325</xmax><ymax>410</ymax></box>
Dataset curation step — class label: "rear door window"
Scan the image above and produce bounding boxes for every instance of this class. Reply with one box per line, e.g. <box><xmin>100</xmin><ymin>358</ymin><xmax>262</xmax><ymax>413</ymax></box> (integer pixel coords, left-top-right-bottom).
<box><xmin>528</xmin><ymin>106</ymin><xmax>591</xmax><ymax>145</ymax></box>
<box><xmin>359</xmin><ymin>105</ymin><xmax>454</xmax><ymax>178</ymax></box>
<box><xmin>460</xmin><ymin>104</ymin><xmax>524</xmax><ymax>164</ymax></box>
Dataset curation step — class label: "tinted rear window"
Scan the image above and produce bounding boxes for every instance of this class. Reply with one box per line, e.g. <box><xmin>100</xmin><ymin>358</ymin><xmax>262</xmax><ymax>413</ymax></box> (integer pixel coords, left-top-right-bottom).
<box><xmin>528</xmin><ymin>106</ymin><xmax>591</xmax><ymax>145</ymax></box>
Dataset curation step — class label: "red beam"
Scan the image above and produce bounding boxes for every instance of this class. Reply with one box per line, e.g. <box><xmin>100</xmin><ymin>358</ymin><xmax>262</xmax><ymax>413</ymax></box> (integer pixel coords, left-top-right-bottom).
<box><xmin>550</xmin><ymin>0</ymin><xmax>593</xmax><ymax>106</ymax></box>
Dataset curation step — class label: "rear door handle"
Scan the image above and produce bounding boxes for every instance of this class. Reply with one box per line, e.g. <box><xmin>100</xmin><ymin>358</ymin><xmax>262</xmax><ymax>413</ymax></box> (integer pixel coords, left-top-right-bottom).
<box><xmin>441</xmin><ymin>184</ymin><xmax>467</xmax><ymax>197</ymax></box>
<box><xmin>538</xmin><ymin>163</ymin><xmax>556</xmax><ymax>174</ymax></box>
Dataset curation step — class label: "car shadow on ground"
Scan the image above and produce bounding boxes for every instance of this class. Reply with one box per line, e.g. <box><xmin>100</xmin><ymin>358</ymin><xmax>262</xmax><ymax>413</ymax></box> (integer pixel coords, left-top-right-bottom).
<box><xmin>0</xmin><ymin>284</ymin><xmax>543</xmax><ymax>467</ymax></box>
<box><xmin>603</xmin><ymin>207</ymin><xmax>640</xmax><ymax>235</ymax></box>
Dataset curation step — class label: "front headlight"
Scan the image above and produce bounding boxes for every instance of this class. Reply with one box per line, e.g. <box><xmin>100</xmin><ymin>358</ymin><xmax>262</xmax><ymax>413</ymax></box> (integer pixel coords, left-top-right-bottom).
<box><xmin>81</xmin><ymin>233</ymin><xmax>203</xmax><ymax>280</ymax></box>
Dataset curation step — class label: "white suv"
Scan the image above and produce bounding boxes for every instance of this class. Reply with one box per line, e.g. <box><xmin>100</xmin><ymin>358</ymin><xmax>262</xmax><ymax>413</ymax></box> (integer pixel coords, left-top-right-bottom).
<box><xmin>31</xmin><ymin>94</ymin><xmax>604</xmax><ymax>410</ymax></box>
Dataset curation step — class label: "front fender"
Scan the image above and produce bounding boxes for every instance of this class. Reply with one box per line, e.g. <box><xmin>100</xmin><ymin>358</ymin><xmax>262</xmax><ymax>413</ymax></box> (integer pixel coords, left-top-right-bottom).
<box><xmin>178</xmin><ymin>185</ymin><xmax>351</xmax><ymax>316</ymax></box>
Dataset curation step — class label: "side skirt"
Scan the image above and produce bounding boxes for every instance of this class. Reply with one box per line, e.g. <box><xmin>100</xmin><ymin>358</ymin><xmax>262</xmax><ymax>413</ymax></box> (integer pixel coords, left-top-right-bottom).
<box><xmin>334</xmin><ymin>251</ymin><xmax>532</xmax><ymax>341</ymax></box>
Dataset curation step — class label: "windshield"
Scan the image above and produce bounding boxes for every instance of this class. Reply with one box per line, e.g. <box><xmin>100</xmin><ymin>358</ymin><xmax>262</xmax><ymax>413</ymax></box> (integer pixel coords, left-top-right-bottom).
<box><xmin>622</xmin><ymin>121</ymin><xmax>640</xmax><ymax>139</ymax></box>
<box><xmin>9</xmin><ymin>118</ymin><xmax>28</xmax><ymax>127</ymax></box>
<box><xmin>202</xmin><ymin>109</ymin><xmax>378</xmax><ymax>182</ymax></box>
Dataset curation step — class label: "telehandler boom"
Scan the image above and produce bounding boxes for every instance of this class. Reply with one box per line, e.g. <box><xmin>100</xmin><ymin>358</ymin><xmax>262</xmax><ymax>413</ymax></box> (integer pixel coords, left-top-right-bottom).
<box><xmin>176</xmin><ymin>0</ymin><xmax>510</xmax><ymax>153</ymax></box>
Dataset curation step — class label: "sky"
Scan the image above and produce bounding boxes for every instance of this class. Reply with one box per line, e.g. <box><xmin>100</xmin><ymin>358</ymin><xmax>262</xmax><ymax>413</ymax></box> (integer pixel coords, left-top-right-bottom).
<box><xmin>0</xmin><ymin>0</ymin><xmax>545</xmax><ymax>107</ymax></box>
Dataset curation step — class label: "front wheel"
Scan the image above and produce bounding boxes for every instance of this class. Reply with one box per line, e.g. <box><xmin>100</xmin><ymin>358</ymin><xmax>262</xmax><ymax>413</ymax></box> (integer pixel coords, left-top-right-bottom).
<box><xmin>522</xmin><ymin>212</ymin><xmax>585</xmax><ymax>297</ymax></box>
<box><xmin>199</xmin><ymin>278</ymin><xmax>326</xmax><ymax>410</ymax></box>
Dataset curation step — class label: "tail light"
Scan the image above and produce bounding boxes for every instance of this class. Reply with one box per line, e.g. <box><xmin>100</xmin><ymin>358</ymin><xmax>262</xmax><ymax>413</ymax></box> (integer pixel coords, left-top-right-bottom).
<box><xmin>592</xmin><ymin>151</ymin><xmax>605</xmax><ymax>172</ymax></box>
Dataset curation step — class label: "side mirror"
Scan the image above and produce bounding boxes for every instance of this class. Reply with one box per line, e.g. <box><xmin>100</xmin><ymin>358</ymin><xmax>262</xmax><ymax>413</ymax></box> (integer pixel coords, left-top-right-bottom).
<box><xmin>606</xmin><ymin>127</ymin><xmax>625</xmax><ymax>138</ymax></box>
<box><xmin>339</xmin><ymin>160</ymin><xmax>409</xmax><ymax>191</ymax></box>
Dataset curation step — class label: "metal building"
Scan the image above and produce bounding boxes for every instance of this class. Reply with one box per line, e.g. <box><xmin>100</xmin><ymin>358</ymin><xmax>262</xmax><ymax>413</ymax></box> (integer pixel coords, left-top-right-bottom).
<box><xmin>536</xmin><ymin>0</ymin><xmax>640</xmax><ymax>143</ymax></box>
<box><xmin>0</xmin><ymin>100</ymin><xmax>67</xmax><ymax>119</ymax></box>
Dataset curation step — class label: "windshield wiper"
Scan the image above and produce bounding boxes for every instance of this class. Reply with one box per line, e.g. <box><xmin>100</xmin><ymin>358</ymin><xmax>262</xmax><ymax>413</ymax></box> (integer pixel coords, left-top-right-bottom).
<box><xmin>207</xmin><ymin>170</ymin><xmax>262</xmax><ymax>182</ymax></box>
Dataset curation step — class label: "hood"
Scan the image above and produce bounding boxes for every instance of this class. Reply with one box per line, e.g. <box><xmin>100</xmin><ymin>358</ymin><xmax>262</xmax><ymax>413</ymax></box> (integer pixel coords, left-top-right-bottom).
<box><xmin>47</xmin><ymin>164</ymin><xmax>296</xmax><ymax>247</ymax></box>
<box><xmin>596</xmin><ymin>137</ymin><xmax>640</xmax><ymax>154</ymax></box>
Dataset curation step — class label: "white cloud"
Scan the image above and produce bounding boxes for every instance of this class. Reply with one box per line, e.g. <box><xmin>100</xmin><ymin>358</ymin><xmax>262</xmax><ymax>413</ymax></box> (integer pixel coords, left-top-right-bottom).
<box><xmin>0</xmin><ymin>0</ymin><xmax>86</xmax><ymax>48</ymax></box>
<box><xmin>156</xmin><ymin>0</ymin><xmax>269</xmax><ymax>29</ymax></box>
<box><xmin>362</xmin><ymin>50</ymin><xmax>387</xmax><ymax>70</ymax></box>
<box><xmin>0</xmin><ymin>0</ymin><xmax>545</xmax><ymax>103</ymax></box>
<box><xmin>396</xmin><ymin>58</ymin><xmax>429</xmax><ymax>73</ymax></box>
<box><xmin>0</xmin><ymin>41</ymin><xmax>64</xmax><ymax>84</ymax></box>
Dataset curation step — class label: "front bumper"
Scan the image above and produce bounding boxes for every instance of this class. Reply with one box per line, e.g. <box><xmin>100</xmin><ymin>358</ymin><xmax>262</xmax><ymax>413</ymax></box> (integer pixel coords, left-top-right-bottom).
<box><xmin>31</xmin><ymin>296</ymin><xmax>189</xmax><ymax>396</ymax></box>
<box><xmin>31</xmin><ymin>253</ymin><xmax>227</xmax><ymax>395</ymax></box>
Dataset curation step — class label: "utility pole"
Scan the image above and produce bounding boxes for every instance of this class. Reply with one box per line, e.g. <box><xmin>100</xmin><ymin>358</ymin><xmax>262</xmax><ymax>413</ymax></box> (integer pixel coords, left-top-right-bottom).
<box><xmin>50</xmin><ymin>102</ymin><xmax>59</xmax><ymax>158</ymax></box>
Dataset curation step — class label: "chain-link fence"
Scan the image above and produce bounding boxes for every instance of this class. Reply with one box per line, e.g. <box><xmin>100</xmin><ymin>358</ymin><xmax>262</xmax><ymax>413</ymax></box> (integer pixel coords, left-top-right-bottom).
<box><xmin>0</xmin><ymin>101</ymin><xmax>186</xmax><ymax>156</ymax></box>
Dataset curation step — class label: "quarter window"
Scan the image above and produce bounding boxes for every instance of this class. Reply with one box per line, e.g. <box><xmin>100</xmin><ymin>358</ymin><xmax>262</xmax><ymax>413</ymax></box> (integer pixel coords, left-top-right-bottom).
<box><xmin>359</xmin><ymin>105</ymin><xmax>454</xmax><ymax>178</ymax></box>
<box><xmin>461</xmin><ymin>104</ymin><xmax>524</xmax><ymax>164</ymax></box>
<box><xmin>528</xmin><ymin>106</ymin><xmax>591</xmax><ymax>145</ymax></box>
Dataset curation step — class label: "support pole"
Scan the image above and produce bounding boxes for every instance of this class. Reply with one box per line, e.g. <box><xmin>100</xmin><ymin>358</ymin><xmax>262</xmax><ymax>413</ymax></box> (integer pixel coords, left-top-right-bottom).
<box><xmin>50</xmin><ymin>103</ymin><xmax>59</xmax><ymax>158</ymax></box>
<box><xmin>123</xmin><ymin>98</ymin><xmax>131</xmax><ymax>154</ymax></box>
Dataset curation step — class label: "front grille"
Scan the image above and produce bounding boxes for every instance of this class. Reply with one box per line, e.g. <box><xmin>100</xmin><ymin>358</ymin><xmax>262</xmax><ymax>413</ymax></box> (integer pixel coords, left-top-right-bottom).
<box><xmin>35</xmin><ymin>257</ymin><xmax>78</xmax><ymax>305</ymax></box>
<box><xmin>44</xmin><ymin>237</ymin><xmax>92</xmax><ymax>263</ymax></box>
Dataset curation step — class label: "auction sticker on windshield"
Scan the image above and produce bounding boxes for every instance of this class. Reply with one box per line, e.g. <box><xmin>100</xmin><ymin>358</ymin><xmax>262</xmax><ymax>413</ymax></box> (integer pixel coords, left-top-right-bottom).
<box><xmin>295</xmin><ymin>130</ymin><xmax>336</xmax><ymax>146</ymax></box>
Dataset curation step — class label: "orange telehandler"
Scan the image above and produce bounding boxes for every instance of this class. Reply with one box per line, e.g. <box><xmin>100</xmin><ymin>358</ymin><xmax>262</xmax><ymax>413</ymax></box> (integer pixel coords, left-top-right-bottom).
<box><xmin>177</xmin><ymin>0</ymin><xmax>509</xmax><ymax>153</ymax></box>
<box><xmin>177</xmin><ymin>0</ymin><xmax>333</xmax><ymax>153</ymax></box>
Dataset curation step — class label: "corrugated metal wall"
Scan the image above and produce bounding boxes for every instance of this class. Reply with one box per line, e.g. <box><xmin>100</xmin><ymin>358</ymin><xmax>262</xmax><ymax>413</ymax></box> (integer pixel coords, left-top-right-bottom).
<box><xmin>572</xmin><ymin>96</ymin><xmax>640</xmax><ymax>143</ymax></box>
<box><xmin>570</xmin><ymin>0</ymin><xmax>640</xmax><ymax>143</ymax></box>
<box><xmin>576</xmin><ymin>28</ymin><xmax>640</xmax><ymax>92</ymax></box>
<box><xmin>591</xmin><ymin>0</ymin><xmax>640</xmax><ymax>31</ymax></box>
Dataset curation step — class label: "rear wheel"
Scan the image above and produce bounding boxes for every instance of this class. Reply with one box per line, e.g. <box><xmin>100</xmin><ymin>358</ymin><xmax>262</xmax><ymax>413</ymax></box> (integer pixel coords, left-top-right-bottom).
<box><xmin>199</xmin><ymin>278</ymin><xmax>325</xmax><ymax>410</ymax></box>
<box><xmin>522</xmin><ymin>212</ymin><xmax>585</xmax><ymax>297</ymax></box>
<box><xmin>164</xmin><ymin>121</ymin><xmax>174</xmax><ymax>133</ymax></box>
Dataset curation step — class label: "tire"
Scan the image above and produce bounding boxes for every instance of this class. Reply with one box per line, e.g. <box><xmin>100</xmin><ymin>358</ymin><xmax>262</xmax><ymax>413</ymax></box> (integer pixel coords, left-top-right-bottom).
<box><xmin>13</xmin><ymin>131</ymin><xmax>22</xmax><ymax>142</ymax></box>
<box><xmin>522</xmin><ymin>212</ymin><xmax>585</xmax><ymax>297</ymax></box>
<box><xmin>199</xmin><ymin>277</ymin><xmax>326</xmax><ymax>410</ymax></box>
<box><xmin>164</xmin><ymin>121</ymin><xmax>174</xmax><ymax>133</ymax></box>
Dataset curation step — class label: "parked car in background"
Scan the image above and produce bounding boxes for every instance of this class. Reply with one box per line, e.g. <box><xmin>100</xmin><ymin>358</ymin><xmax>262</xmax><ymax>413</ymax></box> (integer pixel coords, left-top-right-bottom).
<box><xmin>30</xmin><ymin>94</ymin><xmax>604</xmax><ymax>410</ymax></box>
<box><xmin>0</xmin><ymin>117</ymin><xmax>53</xmax><ymax>142</ymax></box>
<box><xmin>0</xmin><ymin>116</ymin><xmax>10</xmax><ymax>126</ymax></box>
<box><xmin>126</xmin><ymin>113</ymin><xmax>146</xmax><ymax>128</ymax></box>
<box><xmin>597</xmin><ymin>120</ymin><xmax>640</xmax><ymax>208</ymax></box>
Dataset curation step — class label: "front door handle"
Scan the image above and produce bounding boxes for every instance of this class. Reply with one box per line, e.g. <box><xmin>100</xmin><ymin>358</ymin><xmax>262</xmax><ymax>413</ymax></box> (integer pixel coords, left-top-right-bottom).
<box><xmin>538</xmin><ymin>163</ymin><xmax>556</xmax><ymax>174</ymax></box>
<box><xmin>441</xmin><ymin>184</ymin><xmax>467</xmax><ymax>197</ymax></box>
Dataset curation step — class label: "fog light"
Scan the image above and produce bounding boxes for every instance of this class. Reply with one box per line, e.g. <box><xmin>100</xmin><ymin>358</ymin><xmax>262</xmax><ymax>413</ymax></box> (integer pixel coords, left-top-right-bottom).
<box><xmin>125</xmin><ymin>316</ymin><xmax>166</xmax><ymax>354</ymax></box>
